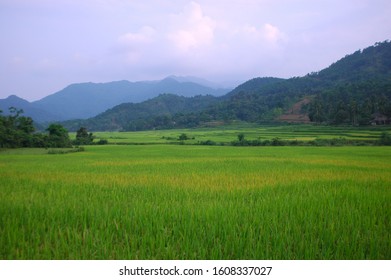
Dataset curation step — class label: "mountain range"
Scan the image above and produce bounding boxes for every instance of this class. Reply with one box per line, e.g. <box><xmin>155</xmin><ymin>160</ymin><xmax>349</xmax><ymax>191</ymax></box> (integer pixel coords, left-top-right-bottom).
<box><xmin>61</xmin><ymin>40</ymin><xmax>391</xmax><ymax>131</ymax></box>
<box><xmin>1</xmin><ymin>40</ymin><xmax>391</xmax><ymax>131</ymax></box>
<box><xmin>0</xmin><ymin>76</ymin><xmax>231</xmax><ymax>122</ymax></box>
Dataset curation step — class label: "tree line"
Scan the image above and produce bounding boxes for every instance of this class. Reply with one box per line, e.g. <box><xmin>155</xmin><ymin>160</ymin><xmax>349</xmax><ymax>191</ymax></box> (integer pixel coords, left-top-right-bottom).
<box><xmin>0</xmin><ymin>108</ymin><xmax>97</xmax><ymax>148</ymax></box>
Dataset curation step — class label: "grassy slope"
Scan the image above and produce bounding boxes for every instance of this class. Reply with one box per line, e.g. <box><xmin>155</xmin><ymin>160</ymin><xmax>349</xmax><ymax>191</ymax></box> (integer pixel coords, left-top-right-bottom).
<box><xmin>1</xmin><ymin>145</ymin><xmax>390</xmax><ymax>259</ymax></box>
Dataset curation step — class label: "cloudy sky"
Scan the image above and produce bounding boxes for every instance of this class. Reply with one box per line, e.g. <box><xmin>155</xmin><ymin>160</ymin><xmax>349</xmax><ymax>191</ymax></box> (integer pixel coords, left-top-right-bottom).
<box><xmin>1</xmin><ymin>0</ymin><xmax>390</xmax><ymax>101</ymax></box>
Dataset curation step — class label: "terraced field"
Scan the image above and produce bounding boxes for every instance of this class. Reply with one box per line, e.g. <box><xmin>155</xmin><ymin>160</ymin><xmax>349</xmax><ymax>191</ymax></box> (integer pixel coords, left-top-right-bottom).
<box><xmin>88</xmin><ymin>124</ymin><xmax>387</xmax><ymax>144</ymax></box>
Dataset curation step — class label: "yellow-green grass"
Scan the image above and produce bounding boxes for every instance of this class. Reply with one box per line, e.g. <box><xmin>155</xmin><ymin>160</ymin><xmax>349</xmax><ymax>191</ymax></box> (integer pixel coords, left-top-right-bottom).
<box><xmin>1</xmin><ymin>145</ymin><xmax>390</xmax><ymax>259</ymax></box>
<box><xmin>77</xmin><ymin>124</ymin><xmax>389</xmax><ymax>144</ymax></box>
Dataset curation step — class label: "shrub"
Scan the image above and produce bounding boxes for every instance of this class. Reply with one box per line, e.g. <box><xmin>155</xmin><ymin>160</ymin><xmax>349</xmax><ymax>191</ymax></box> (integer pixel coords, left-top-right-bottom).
<box><xmin>199</xmin><ymin>140</ymin><xmax>216</xmax><ymax>145</ymax></box>
<box><xmin>96</xmin><ymin>139</ymin><xmax>108</xmax><ymax>145</ymax></box>
<box><xmin>47</xmin><ymin>147</ymin><xmax>84</xmax><ymax>154</ymax></box>
<box><xmin>379</xmin><ymin>131</ymin><xmax>391</xmax><ymax>145</ymax></box>
<box><xmin>271</xmin><ymin>137</ymin><xmax>285</xmax><ymax>146</ymax></box>
<box><xmin>178</xmin><ymin>133</ymin><xmax>189</xmax><ymax>141</ymax></box>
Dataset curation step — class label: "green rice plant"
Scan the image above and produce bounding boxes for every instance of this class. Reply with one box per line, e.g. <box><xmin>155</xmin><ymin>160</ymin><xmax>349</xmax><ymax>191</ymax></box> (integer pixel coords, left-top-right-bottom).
<box><xmin>87</xmin><ymin>124</ymin><xmax>390</xmax><ymax>145</ymax></box>
<box><xmin>0</xmin><ymin>145</ymin><xmax>390</xmax><ymax>259</ymax></box>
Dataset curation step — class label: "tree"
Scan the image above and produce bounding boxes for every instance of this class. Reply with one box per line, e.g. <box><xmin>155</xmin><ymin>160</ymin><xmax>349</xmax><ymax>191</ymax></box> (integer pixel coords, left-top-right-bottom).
<box><xmin>0</xmin><ymin>107</ymin><xmax>35</xmax><ymax>148</ymax></box>
<box><xmin>0</xmin><ymin>111</ymin><xmax>6</xmax><ymax>147</ymax></box>
<box><xmin>308</xmin><ymin>98</ymin><xmax>325</xmax><ymax>124</ymax></box>
<box><xmin>379</xmin><ymin>131</ymin><xmax>391</xmax><ymax>145</ymax></box>
<box><xmin>16</xmin><ymin>116</ymin><xmax>35</xmax><ymax>134</ymax></box>
<box><xmin>178</xmin><ymin>133</ymin><xmax>189</xmax><ymax>141</ymax></box>
<box><xmin>46</xmin><ymin>124</ymin><xmax>72</xmax><ymax>148</ymax></box>
<box><xmin>0</xmin><ymin>108</ymin><xmax>75</xmax><ymax>149</ymax></box>
<box><xmin>238</xmin><ymin>133</ymin><xmax>245</xmax><ymax>142</ymax></box>
<box><xmin>74</xmin><ymin>127</ymin><xmax>94</xmax><ymax>145</ymax></box>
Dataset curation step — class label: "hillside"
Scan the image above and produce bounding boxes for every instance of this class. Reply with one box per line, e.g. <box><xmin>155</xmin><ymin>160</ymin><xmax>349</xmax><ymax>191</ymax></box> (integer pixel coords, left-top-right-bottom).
<box><xmin>316</xmin><ymin>41</ymin><xmax>391</xmax><ymax>82</ymax></box>
<box><xmin>62</xmin><ymin>94</ymin><xmax>219</xmax><ymax>131</ymax></box>
<box><xmin>224</xmin><ymin>77</ymin><xmax>286</xmax><ymax>98</ymax></box>
<box><xmin>207</xmin><ymin>41</ymin><xmax>391</xmax><ymax>124</ymax></box>
<box><xmin>72</xmin><ymin>41</ymin><xmax>391</xmax><ymax>131</ymax></box>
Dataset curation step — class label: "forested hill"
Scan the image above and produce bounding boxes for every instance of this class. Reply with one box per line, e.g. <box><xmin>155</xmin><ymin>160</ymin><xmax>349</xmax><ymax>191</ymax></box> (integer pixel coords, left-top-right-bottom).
<box><xmin>208</xmin><ymin>41</ymin><xmax>391</xmax><ymax>125</ymax></box>
<box><xmin>62</xmin><ymin>94</ymin><xmax>219</xmax><ymax>131</ymax></box>
<box><xmin>315</xmin><ymin>41</ymin><xmax>391</xmax><ymax>82</ymax></box>
<box><xmin>306</xmin><ymin>41</ymin><xmax>391</xmax><ymax>124</ymax></box>
<box><xmin>63</xmin><ymin>41</ymin><xmax>391</xmax><ymax>131</ymax></box>
<box><xmin>223</xmin><ymin>77</ymin><xmax>286</xmax><ymax>98</ymax></box>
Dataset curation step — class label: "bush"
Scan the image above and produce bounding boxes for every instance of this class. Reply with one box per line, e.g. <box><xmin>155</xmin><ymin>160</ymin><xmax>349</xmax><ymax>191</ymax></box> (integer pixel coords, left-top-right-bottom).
<box><xmin>199</xmin><ymin>140</ymin><xmax>216</xmax><ymax>145</ymax></box>
<box><xmin>379</xmin><ymin>131</ymin><xmax>391</xmax><ymax>145</ymax></box>
<box><xmin>47</xmin><ymin>147</ymin><xmax>85</xmax><ymax>154</ymax></box>
<box><xmin>96</xmin><ymin>139</ymin><xmax>108</xmax><ymax>145</ymax></box>
<box><xmin>178</xmin><ymin>133</ymin><xmax>189</xmax><ymax>141</ymax></box>
<box><xmin>271</xmin><ymin>137</ymin><xmax>285</xmax><ymax>146</ymax></box>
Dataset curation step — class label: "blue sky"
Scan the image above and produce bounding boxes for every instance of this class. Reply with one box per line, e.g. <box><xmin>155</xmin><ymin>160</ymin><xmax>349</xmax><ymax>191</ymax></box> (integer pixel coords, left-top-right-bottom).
<box><xmin>1</xmin><ymin>0</ymin><xmax>390</xmax><ymax>101</ymax></box>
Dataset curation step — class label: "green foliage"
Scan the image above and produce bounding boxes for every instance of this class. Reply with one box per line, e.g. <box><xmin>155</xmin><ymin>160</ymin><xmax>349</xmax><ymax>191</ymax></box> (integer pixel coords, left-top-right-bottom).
<box><xmin>271</xmin><ymin>137</ymin><xmax>285</xmax><ymax>146</ymax></box>
<box><xmin>96</xmin><ymin>139</ymin><xmax>108</xmax><ymax>145</ymax></box>
<box><xmin>379</xmin><ymin>131</ymin><xmax>391</xmax><ymax>145</ymax></box>
<box><xmin>198</xmin><ymin>139</ymin><xmax>217</xmax><ymax>145</ymax></box>
<box><xmin>47</xmin><ymin>147</ymin><xmax>85</xmax><ymax>154</ymax></box>
<box><xmin>46</xmin><ymin>124</ymin><xmax>72</xmax><ymax>148</ymax></box>
<box><xmin>73</xmin><ymin>127</ymin><xmax>94</xmax><ymax>145</ymax></box>
<box><xmin>178</xmin><ymin>133</ymin><xmax>189</xmax><ymax>141</ymax></box>
<box><xmin>316</xmin><ymin>41</ymin><xmax>391</xmax><ymax>82</ymax></box>
<box><xmin>0</xmin><ymin>107</ymin><xmax>36</xmax><ymax>148</ymax></box>
<box><xmin>62</xmin><ymin>94</ymin><xmax>219</xmax><ymax>131</ymax></box>
<box><xmin>308</xmin><ymin>81</ymin><xmax>391</xmax><ymax>125</ymax></box>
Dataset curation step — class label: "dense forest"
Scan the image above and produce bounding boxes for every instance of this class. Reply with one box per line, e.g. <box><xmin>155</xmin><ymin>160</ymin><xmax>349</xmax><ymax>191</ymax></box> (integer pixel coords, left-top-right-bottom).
<box><xmin>308</xmin><ymin>80</ymin><xmax>391</xmax><ymax>124</ymax></box>
<box><xmin>60</xmin><ymin>41</ymin><xmax>391</xmax><ymax>131</ymax></box>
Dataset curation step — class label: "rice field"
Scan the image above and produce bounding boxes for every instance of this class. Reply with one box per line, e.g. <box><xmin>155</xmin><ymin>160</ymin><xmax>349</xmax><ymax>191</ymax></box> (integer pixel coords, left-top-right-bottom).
<box><xmin>86</xmin><ymin>124</ymin><xmax>388</xmax><ymax>144</ymax></box>
<box><xmin>1</xmin><ymin>143</ymin><xmax>390</xmax><ymax>260</ymax></box>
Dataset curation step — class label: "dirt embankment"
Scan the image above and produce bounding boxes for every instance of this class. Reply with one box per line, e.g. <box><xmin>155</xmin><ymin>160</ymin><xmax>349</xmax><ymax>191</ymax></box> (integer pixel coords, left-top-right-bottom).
<box><xmin>278</xmin><ymin>98</ymin><xmax>311</xmax><ymax>123</ymax></box>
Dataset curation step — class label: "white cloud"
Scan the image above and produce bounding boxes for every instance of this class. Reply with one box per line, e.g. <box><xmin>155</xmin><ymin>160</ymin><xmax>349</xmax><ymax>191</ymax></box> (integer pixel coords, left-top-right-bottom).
<box><xmin>263</xmin><ymin>23</ymin><xmax>285</xmax><ymax>43</ymax></box>
<box><xmin>118</xmin><ymin>26</ymin><xmax>156</xmax><ymax>45</ymax></box>
<box><xmin>239</xmin><ymin>23</ymin><xmax>286</xmax><ymax>45</ymax></box>
<box><xmin>168</xmin><ymin>2</ymin><xmax>216</xmax><ymax>52</ymax></box>
<box><xmin>116</xmin><ymin>26</ymin><xmax>157</xmax><ymax>64</ymax></box>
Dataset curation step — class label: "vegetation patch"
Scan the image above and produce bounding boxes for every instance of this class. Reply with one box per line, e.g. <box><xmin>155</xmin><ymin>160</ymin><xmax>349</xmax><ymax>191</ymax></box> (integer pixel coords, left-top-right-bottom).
<box><xmin>47</xmin><ymin>147</ymin><xmax>85</xmax><ymax>154</ymax></box>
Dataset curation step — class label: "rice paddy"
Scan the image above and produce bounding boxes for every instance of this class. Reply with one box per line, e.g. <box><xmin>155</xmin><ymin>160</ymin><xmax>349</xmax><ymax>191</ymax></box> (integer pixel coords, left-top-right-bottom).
<box><xmin>1</xmin><ymin>125</ymin><xmax>391</xmax><ymax>260</ymax></box>
<box><xmin>87</xmin><ymin>124</ymin><xmax>387</xmax><ymax>144</ymax></box>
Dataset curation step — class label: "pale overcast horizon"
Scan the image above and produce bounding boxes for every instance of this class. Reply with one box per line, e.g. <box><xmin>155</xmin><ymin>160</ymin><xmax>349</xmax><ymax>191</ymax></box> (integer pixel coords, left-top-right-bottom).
<box><xmin>1</xmin><ymin>0</ymin><xmax>390</xmax><ymax>101</ymax></box>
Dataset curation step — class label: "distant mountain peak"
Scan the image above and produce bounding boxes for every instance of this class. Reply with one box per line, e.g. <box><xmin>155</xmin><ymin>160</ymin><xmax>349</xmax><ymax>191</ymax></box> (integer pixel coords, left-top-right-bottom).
<box><xmin>164</xmin><ymin>75</ymin><xmax>228</xmax><ymax>89</ymax></box>
<box><xmin>1</xmin><ymin>95</ymin><xmax>30</xmax><ymax>106</ymax></box>
<box><xmin>27</xmin><ymin>76</ymin><xmax>231</xmax><ymax>121</ymax></box>
<box><xmin>0</xmin><ymin>94</ymin><xmax>62</xmax><ymax>122</ymax></box>
<box><xmin>5</xmin><ymin>94</ymin><xmax>28</xmax><ymax>101</ymax></box>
